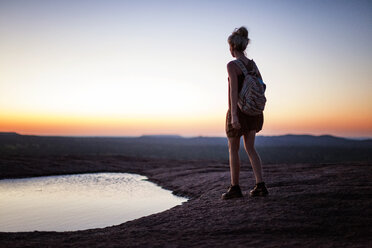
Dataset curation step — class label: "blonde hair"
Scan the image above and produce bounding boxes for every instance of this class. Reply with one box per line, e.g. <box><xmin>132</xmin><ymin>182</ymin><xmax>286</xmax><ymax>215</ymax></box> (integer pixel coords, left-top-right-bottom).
<box><xmin>228</xmin><ymin>26</ymin><xmax>250</xmax><ymax>52</ymax></box>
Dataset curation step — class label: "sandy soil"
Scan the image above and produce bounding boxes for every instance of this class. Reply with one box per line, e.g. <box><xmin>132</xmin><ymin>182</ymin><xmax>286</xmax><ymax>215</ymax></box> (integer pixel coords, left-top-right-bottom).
<box><xmin>0</xmin><ymin>155</ymin><xmax>371</xmax><ymax>247</ymax></box>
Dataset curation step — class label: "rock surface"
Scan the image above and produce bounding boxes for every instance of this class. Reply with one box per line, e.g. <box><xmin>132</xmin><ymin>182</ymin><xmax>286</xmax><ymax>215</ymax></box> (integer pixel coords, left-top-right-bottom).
<box><xmin>0</xmin><ymin>155</ymin><xmax>371</xmax><ymax>247</ymax></box>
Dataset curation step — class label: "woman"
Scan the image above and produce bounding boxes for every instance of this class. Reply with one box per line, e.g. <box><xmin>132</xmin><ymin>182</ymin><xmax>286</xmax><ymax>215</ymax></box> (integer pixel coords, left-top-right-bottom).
<box><xmin>222</xmin><ymin>27</ymin><xmax>269</xmax><ymax>200</ymax></box>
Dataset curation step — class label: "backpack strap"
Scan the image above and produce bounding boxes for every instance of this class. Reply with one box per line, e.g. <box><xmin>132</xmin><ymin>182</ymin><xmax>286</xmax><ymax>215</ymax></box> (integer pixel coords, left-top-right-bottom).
<box><xmin>234</xmin><ymin>59</ymin><xmax>261</xmax><ymax>79</ymax></box>
<box><xmin>233</xmin><ymin>59</ymin><xmax>249</xmax><ymax>77</ymax></box>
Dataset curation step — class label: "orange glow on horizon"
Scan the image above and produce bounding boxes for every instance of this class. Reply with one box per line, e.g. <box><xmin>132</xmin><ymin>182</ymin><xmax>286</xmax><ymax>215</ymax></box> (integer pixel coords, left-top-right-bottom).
<box><xmin>1</xmin><ymin>111</ymin><xmax>371</xmax><ymax>138</ymax></box>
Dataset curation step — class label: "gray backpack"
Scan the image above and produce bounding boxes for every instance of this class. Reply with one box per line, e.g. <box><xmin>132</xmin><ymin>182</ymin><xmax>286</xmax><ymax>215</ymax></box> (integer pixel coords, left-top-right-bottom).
<box><xmin>233</xmin><ymin>59</ymin><xmax>266</xmax><ymax>116</ymax></box>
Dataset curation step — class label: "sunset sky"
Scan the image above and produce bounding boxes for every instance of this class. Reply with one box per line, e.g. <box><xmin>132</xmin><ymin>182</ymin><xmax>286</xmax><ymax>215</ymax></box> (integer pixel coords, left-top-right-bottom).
<box><xmin>0</xmin><ymin>0</ymin><xmax>371</xmax><ymax>137</ymax></box>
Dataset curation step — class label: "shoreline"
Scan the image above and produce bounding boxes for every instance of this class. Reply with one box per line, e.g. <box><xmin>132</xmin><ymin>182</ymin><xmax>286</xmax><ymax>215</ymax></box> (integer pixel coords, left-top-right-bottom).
<box><xmin>0</xmin><ymin>155</ymin><xmax>371</xmax><ymax>247</ymax></box>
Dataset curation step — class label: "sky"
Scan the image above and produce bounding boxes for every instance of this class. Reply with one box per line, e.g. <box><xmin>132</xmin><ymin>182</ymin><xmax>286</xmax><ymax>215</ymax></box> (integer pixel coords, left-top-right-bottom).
<box><xmin>0</xmin><ymin>0</ymin><xmax>371</xmax><ymax>137</ymax></box>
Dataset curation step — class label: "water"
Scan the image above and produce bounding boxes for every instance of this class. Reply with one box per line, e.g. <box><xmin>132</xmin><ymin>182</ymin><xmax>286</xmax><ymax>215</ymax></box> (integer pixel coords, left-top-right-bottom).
<box><xmin>0</xmin><ymin>173</ymin><xmax>188</xmax><ymax>232</ymax></box>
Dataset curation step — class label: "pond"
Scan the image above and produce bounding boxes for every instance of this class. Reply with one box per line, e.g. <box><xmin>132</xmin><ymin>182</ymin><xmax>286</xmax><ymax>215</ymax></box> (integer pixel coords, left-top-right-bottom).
<box><xmin>0</xmin><ymin>173</ymin><xmax>188</xmax><ymax>232</ymax></box>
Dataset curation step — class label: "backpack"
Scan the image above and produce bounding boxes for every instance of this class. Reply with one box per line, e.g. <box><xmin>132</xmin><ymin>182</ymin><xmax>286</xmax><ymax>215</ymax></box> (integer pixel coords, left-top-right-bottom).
<box><xmin>233</xmin><ymin>59</ymin><xmax>266</xmax><ymax>116</ymax></box>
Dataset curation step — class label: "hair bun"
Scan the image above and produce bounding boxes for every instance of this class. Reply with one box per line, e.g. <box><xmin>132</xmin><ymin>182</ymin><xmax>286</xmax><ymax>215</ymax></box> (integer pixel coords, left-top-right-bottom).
<box><xmin>228</xmin><ymin>26</ymin><xmax>250</xmax><ymax>52</ymax></box>
<box><xmin>236</xmin><ymin>27</ymin><xmax>248</xmax><ymax>39</ymax></box>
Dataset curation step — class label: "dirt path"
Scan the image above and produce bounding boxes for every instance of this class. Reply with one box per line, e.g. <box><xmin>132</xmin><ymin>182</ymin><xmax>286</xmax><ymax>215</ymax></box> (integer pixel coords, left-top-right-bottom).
<box><xmin>0</xmin><ymin>155</ymin><xmax>371</xmax><ymax>247</ymax></box>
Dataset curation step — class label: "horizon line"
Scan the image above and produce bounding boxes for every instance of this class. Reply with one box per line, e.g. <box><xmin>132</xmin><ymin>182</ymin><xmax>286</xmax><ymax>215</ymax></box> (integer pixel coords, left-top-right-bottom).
<box><xmin>1</xmin><ymin>131</ymin><xmax>371</xmax><ymax>140</ymax></box>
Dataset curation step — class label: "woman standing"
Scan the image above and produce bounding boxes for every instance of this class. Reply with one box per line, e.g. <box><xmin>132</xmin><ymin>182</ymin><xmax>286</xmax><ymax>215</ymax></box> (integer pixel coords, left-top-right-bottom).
<box><xmin>222</xmin><ymin>27</ymin><xmax>268</xmax><ymax>200</ymax></box>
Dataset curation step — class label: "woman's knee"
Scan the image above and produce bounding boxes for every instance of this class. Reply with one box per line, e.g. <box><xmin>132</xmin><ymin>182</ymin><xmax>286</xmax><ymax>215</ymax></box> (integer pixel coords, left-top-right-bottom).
<box><xmin>243</xmin><ymin>134</ymin><xmax>256</xmax><ymax>153</ymax></box>
<box><xmin>245</xmin><ymin>145</ymin><xmax>256</xmax><ymax>155</ymax></box>
<box><xmin>228</xmin><ymin>138</ymin><xmax>240</xmax><ymax>152</ymax></box>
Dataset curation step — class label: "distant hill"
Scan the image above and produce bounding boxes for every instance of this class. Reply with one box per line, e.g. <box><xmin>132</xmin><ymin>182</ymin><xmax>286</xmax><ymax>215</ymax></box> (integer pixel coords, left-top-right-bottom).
<box><xmin>0</xmin><ymin>132</ymin><xmax>20</xmax><ymax>136</ymax></box>
<box><xmin>255</xmin><ymin>134</ymin><xmax>372</xmax><ymax>147</ymax></box>
<box><xmin>0</xmin><ymin>132</ymin><xmax>371</xmax><ymax>163</ymax></box>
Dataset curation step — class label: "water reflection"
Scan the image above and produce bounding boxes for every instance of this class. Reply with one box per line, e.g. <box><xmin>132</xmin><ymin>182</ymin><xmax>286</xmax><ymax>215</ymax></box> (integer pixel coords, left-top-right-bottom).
<box><xmin>0</xmin><ymin>173</ymin><xmax>188</xmax><ymax>232</ymax></box>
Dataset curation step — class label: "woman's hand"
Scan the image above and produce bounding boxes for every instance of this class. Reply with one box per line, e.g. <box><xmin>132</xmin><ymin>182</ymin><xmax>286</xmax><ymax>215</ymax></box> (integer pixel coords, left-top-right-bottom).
<box><xmin>231</xmin><ymin>113</ymin><xmax>241</xmax><ymax>129</ymax></box>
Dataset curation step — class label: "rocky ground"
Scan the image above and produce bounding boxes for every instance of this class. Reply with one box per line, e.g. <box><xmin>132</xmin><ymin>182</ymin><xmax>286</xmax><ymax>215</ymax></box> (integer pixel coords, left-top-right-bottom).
<box><xmin>0</xmin><ymin>155</ymin><xmax>371</xmax><ymax>247</ymax></box>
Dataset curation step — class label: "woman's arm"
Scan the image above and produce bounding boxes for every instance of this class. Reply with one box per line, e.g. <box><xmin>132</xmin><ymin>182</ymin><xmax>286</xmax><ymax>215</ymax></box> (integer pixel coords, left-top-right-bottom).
<box><xmin>227</xmin><ymin>62</ymin><xmax>241</xmax><ymax>129</ymax></box>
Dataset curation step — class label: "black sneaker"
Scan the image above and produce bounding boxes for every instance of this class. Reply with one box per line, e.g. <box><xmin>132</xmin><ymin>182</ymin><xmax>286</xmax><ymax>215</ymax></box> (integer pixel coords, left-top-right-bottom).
<box><xmin>250</xmin><ymin>182</ymin><xmax>269</xmax><ymax>197</ymax></box>
<box><xmin>221</xmin><ymin>185</ymin><xmax>243</xmax><ymax>200</ymax></box>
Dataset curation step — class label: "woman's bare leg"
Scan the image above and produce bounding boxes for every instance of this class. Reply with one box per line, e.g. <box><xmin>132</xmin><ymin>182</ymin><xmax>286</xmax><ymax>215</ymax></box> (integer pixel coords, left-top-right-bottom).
<box><xmin>228</xmin><ymin>136</ymin><xmax>241</xmax><ymax>186</ymax></box>
<box><xmin>243</xmin><ymin>130</ymin><xmax>263</xmax><ymax>183</ymax></box>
